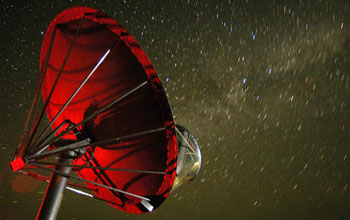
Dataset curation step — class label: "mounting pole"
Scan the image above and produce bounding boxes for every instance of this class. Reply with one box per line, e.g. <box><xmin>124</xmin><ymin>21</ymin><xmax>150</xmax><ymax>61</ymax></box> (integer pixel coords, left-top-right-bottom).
<box><xmin>36</xmin><ymin>151</ymin><xmax>74</xmax><ymax>220</ymax></box>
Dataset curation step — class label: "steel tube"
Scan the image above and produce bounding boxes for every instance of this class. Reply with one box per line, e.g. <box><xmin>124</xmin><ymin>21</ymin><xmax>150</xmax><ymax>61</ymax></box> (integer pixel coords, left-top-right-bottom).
<box><xmin>36</xmin><ymin>152</ymin><xmax>74</xmax><ymax>220</ymax></box>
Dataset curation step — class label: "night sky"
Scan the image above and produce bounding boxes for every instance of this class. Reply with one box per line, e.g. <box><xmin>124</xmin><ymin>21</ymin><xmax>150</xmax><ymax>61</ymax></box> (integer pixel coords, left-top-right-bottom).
<box><xmin>0</xmin><ymin>0</ymin><xmax>349</xmax><ymax>219</ymax></box>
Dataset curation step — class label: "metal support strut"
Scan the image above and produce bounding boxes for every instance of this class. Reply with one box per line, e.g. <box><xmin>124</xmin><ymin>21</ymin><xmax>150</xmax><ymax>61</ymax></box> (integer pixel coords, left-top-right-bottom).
<box><xmin>36</xmin><ymin>151</ymin><xmax>75</xmax><ymax>220</ymax></box>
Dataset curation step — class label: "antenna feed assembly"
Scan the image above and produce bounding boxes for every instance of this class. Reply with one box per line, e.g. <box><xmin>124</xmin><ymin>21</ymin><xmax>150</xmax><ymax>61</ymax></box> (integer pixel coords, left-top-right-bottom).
<box><xmin>172</xmin><ymin>125</ymin><xmax>201</xmax><ymax>192</ymax></box>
